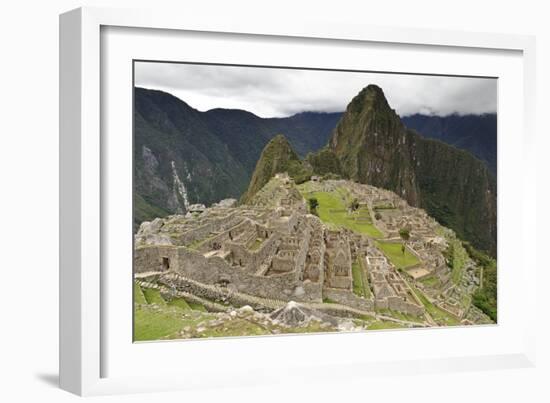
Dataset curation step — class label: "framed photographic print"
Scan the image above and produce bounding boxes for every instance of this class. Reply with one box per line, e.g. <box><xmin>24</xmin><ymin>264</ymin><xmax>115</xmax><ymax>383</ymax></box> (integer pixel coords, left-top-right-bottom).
<box><xmin>60</xmin><ymin>7</ymin><xmax>537</xmax><ymax>396</ymax></box>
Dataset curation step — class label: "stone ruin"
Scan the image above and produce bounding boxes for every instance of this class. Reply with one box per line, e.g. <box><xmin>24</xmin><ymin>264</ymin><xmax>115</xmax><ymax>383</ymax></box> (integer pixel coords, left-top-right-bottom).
<box><xmin>135</xmin><ymin>175</ymin><xmax>490</xmax><ymax>326</ymax></box>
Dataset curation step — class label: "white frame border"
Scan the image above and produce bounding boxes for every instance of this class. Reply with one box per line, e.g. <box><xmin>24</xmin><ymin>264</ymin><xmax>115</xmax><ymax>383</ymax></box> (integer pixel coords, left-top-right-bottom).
<box><xmin>59</xmin><ymin>6</ymin><xmax>537</xmax><ymax>396</ymax></box>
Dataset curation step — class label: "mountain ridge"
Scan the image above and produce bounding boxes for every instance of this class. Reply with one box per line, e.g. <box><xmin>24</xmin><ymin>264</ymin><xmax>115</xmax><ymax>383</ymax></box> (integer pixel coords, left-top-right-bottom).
<box><xmin>134</xmin><ymin>86</ymin><xmax>497</xmax><ymax>255</ymax></box>
<box><xmin>133</xmin><ymin>87</ymin><xmax>339</xmax><ymax>229</ymax></box>
<box><xmin>325</xmin><ymin>84</ymin><xmax>496</xmax><ymax>255</ymax></box>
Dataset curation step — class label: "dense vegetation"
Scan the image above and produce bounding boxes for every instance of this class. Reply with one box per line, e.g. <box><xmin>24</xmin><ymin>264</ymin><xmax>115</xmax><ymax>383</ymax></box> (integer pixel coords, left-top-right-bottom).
<box><xmin>442</xmin><ymin>238</ymin><xmax>469</xmax><ymax>285</ymax></box>
<box><xmin>463</xmin><ymin>242</ymin><xmax>497</xmax><ymax>321</ymax></box>
<box><xmin>240</xmin><ymin>135</ymin><xmax>313</xmax><ymax>203</ymax></box>
<box><xmin>306</xmin><ymin>147</ymin><xmax>342</xmax><ymax>176</ymax></box>
<box><xmin>134</xmin><ymin>88</ymin><xmax>338</xmax><ymax>228</ymax></box>
<box><xmin>402</xmin><ymin>113</ymin><xmax>497</xmax><ymax>175</ymax></box>
<box><xmin>135</xmin><ymin>85</ymin><xmax>497</xmax><ymax>258</ymax></box>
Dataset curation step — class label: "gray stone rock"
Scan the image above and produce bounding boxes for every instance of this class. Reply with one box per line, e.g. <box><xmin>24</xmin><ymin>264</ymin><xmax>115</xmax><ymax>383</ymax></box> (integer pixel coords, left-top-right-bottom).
<box><xmin>214</xmin><ymin>198</ymin><xmax>238</xmax><ymax>208</ymax></box>
<box><xmin>269</xmin><ymin>301</ymin><xmax>338</xmax><ymax>328</ymax></box>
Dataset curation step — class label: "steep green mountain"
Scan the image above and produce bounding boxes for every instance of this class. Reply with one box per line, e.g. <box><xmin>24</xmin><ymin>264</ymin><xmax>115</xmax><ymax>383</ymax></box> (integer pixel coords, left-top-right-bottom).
<box><xmin>134</xmin><ymin>88</ymin><xmax>338</xmax><ymax>229</ymax></box>
<box><xmin>326</xmin><ymin>85</ymin><xmax>497</xmax><ymax>255</ymax></box>
<box><xmin>305</xmin><ymin>147</ymin><xmax>342</xmax><ymax>177</ymax></box>
<box><xmin>402</xmin><ymin>113</ymin><xmax>497</xmax><ymax>175</ymax></box>
<box><xmin>134</xmin><ymin>88</ymin><xmax>249</xmax><ymax>230</ymax></box>
<box><xmin>240</xmin><ymin>135</ymin><xmax>312</xmax><ymax>203</ymax></box>
<box><xmin>135</xmin><ymin>86</ymin><xmax>497</xmax><ymax>254</ymax></box>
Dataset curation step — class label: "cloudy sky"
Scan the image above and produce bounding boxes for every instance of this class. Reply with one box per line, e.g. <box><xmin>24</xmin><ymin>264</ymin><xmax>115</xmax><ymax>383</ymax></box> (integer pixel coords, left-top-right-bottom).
<box><xmin>135</xmin><ymin>62</ymin><xmax>497</xmax><ymax>118</ymax></box>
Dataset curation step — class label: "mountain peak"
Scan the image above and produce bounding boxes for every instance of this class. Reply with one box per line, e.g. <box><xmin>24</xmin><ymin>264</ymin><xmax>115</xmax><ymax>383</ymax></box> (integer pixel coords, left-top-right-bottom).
<box><xmin>240</xmin><ymin>134</ymin><xmax>311</xmax><ymax>203</ymax></box>
<box><xmin>347</xmin><ymin>84</ymin><xmax>392</xmax><ymax>114</ymax></box>
<box><xmin>270</xmin><ymin>133</ymin><xmax>293</xmax><ymax>146</ymax></box>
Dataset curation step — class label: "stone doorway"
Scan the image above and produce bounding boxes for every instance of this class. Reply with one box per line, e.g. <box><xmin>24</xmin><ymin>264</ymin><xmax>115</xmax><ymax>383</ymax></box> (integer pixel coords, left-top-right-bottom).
<box><xmin>162</xmin><ymin>257</ymin><xmax>170</xmax><ymax>271</ymax></box>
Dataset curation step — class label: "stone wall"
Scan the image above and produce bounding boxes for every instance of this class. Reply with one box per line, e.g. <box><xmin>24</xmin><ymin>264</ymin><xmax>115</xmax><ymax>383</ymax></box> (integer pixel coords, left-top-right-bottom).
<box><xmin>384</xmin><ymin>296</ymin><xmax>425</xmax><ymax>316</ymax></box>
<box><xmin>134</xmin><ymin>245</ymin><xmax>180</xmax><ymax>273</ymax></box>
<box><xmin>293</xmin><ymin>226</ymin><xmax>312</xmax><ymax>281</ymax></box>
<box><xmin>135</xmin><ymin>245</ymin><xmax>323</xmax><ymax>303</ymax></box>
<box><xmin>323</xmin><ymin>288</ymin><xmax>374</xmax><ymax>311</ymax></box>
<box><xmin>177</xmin><ymin>212</ymin><xmax>241</xmax><ymax>245</ymax></box>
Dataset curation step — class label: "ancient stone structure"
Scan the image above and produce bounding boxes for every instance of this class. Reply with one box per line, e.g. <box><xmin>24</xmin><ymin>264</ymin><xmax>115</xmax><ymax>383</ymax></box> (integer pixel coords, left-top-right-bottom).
<box><xmin>135</xmin><ymin>174</ymin><xmax>491</xmax><ymax>327</ymax></box>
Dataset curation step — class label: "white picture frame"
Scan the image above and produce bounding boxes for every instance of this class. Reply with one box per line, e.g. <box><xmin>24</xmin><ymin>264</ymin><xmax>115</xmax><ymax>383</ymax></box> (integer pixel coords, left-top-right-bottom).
<box><xmin>59</xmin><ymin>6</ymin><xmax>537</xmax><ymax>396</ymax></box>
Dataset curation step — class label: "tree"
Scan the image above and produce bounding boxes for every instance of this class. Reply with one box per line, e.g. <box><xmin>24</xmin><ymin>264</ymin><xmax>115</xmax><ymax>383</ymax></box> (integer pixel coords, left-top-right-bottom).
<box><xmin>349</xmin><ymin>198</ymin><xmax>359</xmax><ymax>212</ymax></box>
<box><xmin>308</xmin><ymin>197</ymin><xmax>319</xmax><ymax>215</ymax></box>
<box><xmin>399</xmin><ymin>228</ymin><xmax>411</xmax><ymax>255</ymax></box>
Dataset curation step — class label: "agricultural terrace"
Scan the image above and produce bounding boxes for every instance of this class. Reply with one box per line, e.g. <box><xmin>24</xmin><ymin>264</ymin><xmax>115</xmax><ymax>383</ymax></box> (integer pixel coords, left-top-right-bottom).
<box><xmin>376</xmin><ymin>241</ymin><xmax>420</xmax><ymax>269</ymax></box>
<box><xmin>352</xmin><ymin>258</ymin><xmax>371</xmax><ymax>298</ymax></box>
<box><xmin>298</xmin><ymin>185</ymin><xmax>383</xmax><ymax>238</ymax></box>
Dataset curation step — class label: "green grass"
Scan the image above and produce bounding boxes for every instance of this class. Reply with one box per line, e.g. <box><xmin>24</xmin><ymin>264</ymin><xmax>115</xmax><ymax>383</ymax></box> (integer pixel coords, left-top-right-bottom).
<box><xmin>197</xmin><ymin>318</ymin><xmax>269</xmax><ymax>338</ymax></box>
<box><xmin>405</xmin><ymin>281</ymin><xmax>460</xmax><ymax>326</ymax></box>
<box><xmin>168</xmin><ymin>297</ymin><xmax>191</xmax><ymax>310</ymax></box>
<box><xmin>186</xmin><ymin>237</ymin><xmax>210</xmax><ymax>250</ymax></box>
<box><xmin>134</xmin><ymin>305</ymin><xmax>213</xmax><ymax>341</ymax></box>
<box><xmin>419</xmin><ymin>275</ymin><xmax>441</xmax><ymax>289</ymax></box>
<box><xmin>376</xmin><ymin>241</ymin><xmax>420</xmax><ymax>269</ymax></box>
<box><xmin>167</xmin><ymin>295</ymin><xmax>207</xmax><ymax>312</ymax></box>
<box><xmin>134</xmin><ymin>303</ymin><xmax>337</xmax><ymax>341</ymax></box>
<box><xmin>447</xmin><ymin>239</ymin><xmax>468</xmax><ymax>285</ymax></box>
<box><xmin>464</xmin><ymin>242</ymin><xmax>497</xmax><ymax>321</ymax></box>
<box><xmin>367</xmin><ymin>320</ymin><xmax>405</xmax><ymax>330</ymax></box>
<box><xmin>187</xmin><ymin>301</ymin><xmax>207</xmax><ymax>312</ymax></box>
<box><xmin>133</xmin><ymin>193</ymin><xmax>170</xmax><ymax>233</ymax></box>
<box><xmin>323</xmin><ymin>297</ymin><xmax>338</xmax><ymax>304</ymax></box>
<box><xmin>376</xmin><ymin>308</ymin><xmax>424</xmax><ymax>324</ymax></box>
<box><xmin>250</xmin><ymin>238</ymin><xmax>263</xmax><ymax>250</ymax></box>
<box><xmin>300</xmin><ymin>190</ymin><xmax>383</xmax><ymax>238</ymax></box>
<box><xmin>352</xmin><ymin>259</ymin><xmax>371</xmax><ymax>298</ymax></box>
<box><xmin>134</xmin><ymin>282</ymin><xmax>147</xmax><ymax>305</ymax></box>
<box><xmin>142</xmin><ymin>288</ymin><xmax>167</xmax><ymax>305</ymax></box>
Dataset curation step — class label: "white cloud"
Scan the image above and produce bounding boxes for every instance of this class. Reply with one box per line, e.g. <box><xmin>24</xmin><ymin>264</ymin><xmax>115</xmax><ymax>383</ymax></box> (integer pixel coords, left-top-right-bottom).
<box><xmin>135</xmin><ymin>62</ymin><xmax>497</xmax><ymax>118</ymax></box>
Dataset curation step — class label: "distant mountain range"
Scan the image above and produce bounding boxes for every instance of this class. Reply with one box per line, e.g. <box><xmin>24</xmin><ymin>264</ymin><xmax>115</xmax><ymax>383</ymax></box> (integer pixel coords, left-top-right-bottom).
<box><xmin>134</xmin><ymin>86</ymin><xmax>497</xmax><ymax>255</ymax></box>
<box><xmin>134</xmin><ymin>87</ymin><xmax>340</xmax><ymax>229</ymax></box>
<box><xmin>402</xmin><ymin>113</ymin><xmax>497</xmax><ymax>175</ymax></box>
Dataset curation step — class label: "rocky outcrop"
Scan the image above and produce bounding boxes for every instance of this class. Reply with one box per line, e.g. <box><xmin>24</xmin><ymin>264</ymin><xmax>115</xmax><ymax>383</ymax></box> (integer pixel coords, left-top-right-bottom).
<box><xmin>269</xmin><ymin>301</ymin><xmax>338</xmax><ymax>327</ymax></box>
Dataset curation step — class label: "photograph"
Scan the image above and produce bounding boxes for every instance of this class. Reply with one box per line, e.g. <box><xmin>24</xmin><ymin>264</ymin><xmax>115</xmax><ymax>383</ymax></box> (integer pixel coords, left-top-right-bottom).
<box><xmin>132</xmin><ymin>62</ymin><xmax>498</xmax><ymax>341</ymax></box>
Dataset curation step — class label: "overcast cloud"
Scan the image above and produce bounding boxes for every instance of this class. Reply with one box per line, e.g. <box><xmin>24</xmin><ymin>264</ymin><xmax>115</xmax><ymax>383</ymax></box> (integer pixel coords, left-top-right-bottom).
<box><xmin>135</xmin><ymin>62</ymin><xmax>497</xmax><ymax>118</ymax></box>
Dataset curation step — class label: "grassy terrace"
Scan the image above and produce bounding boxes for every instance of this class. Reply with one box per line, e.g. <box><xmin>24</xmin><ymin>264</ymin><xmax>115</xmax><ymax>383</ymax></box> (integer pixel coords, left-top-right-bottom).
<box><xmin>403</xmin><ymin>279</ymin><xmax>461</xmax><ymax>326</ymax></box>
<box><xmin>299</xmin><ymin>188</ymin><xmax>383</xmax><ymax>238</ymax></box>
<box><xmin>367</xmin><ymin>320</ymin><xmax>406</xmax><ymax>330</ymax></box>
<box><xmin>352</xmin><ymin>258</ymin><xmax>371</xmax><ymax>299</ymax></box>
<box><xmin>250</xmin><ymin>238</ymin><xmax>264</xmax><ymax>250</ymax></box>
<box><xmin>186</xmin><ymin>236</ymin><xmax>211</xmax><ymax>250</ymax></box>
<box><xmin>142</xmin><ymin>288</ymin><xmax>167</xmax><ymax>306</ymax></box>
<box><xmin>376</xmin><ymin>308</ymin><xmax>425</xmax><ymax>324</ymax></box>
<box><xmin>419</xmin><ymin>275</ymin><xmax>441</xmax><ymax>289</ymax></box>
<box><xmin>134</xmin><ymin>283</ymin><xmax>210</xmax><ymax>340</ymax></box>
<box><xmin>448</xmin><ymin>239</ymin><xmax>468</xmax><ymax>285</ymax></box>
<box><xmin>376</xmin><ymin>241</ymin><xmax>420</xmax><ymax>270</ymax></box>
<box><xmin>134</xmin><ymin>282</ymin><xmax>344</xmax><ymax>340</ymax></box>
<box><xmin>134</xmin><ymin>282</ymin><xmax>147</xmax><ymax>305</ymax></box>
